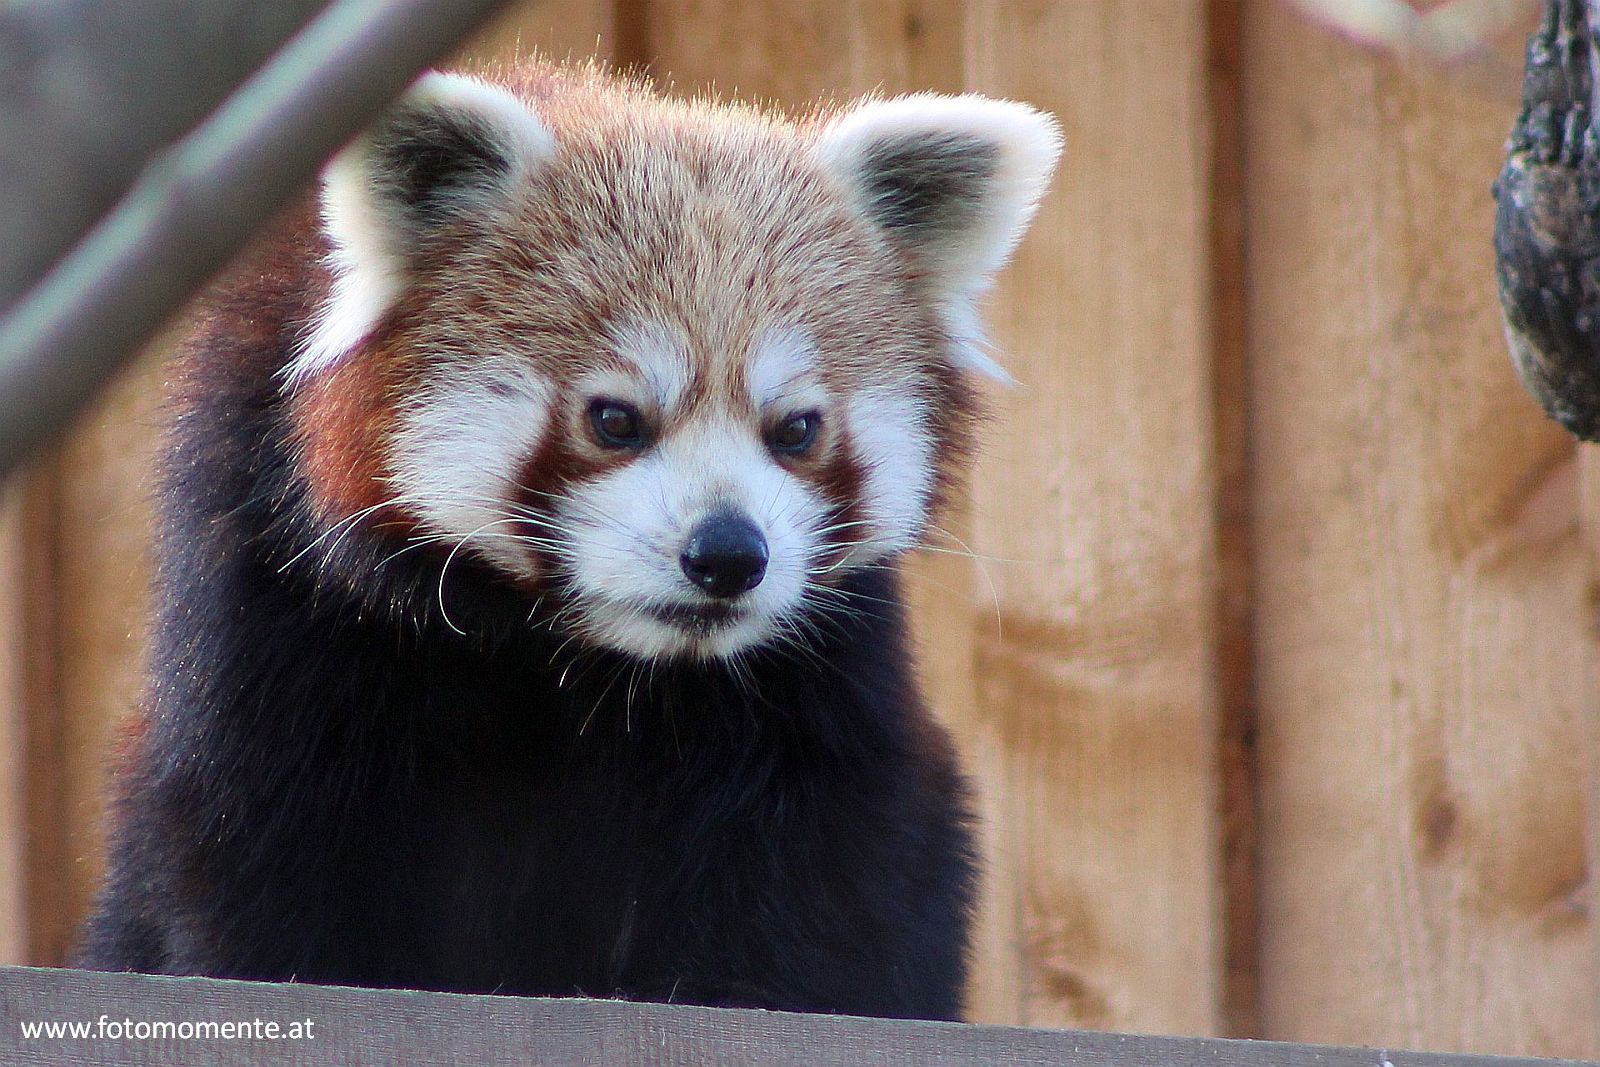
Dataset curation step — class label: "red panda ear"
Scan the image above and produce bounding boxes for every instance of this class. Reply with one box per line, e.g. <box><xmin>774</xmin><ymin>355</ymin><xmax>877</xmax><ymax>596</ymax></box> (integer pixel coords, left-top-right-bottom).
<box><xmin>293</xmin><ymin>73</ymin><xmax>553</xmax><ymax>383</ymax></box>
<box><xmin>817</xmin><ymin>95</ymin><xmax>1061</xmax><ymax>382</ymax></box>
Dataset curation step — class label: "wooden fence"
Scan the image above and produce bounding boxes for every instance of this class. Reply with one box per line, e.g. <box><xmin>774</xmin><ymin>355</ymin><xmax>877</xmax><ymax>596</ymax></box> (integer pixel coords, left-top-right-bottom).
<box><xmin>0</xmin><ymin>0</ymin><xmax>1595</xmax><ymax>1061</ymax></box>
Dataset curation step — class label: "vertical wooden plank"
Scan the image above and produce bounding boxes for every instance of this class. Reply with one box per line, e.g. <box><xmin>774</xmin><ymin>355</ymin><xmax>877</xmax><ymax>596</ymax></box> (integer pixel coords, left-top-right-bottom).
<box><xmin>1575</xmin><ymin>450</ymin><xmax>1600</xmax><ymax>1039</ymax></box>
<box><xmin>0</xmin><ymin>472</ymin><xmax>62</xmax><ymax>967</ymax></box>
<box><xmin>452</xmin><ymin>0</ymin><xmax>618</xmax><ymax>66</ymax></box>
<box><xmin>45</xmin><ymin>352</ymin><xmax>166</xmax><ymax>966</ymax></box>
<box><xmin>641</xmin><ymin>0</ymin><xmax>965</xmax><ymax>104</ymax></box>
<box><xmin>963</xmin><ymin>1</ymin><xmax>1224</xmax><ymax>1037</ymax></box>
<box><xmin>1205</xmin><ymin>0</ymin><xmax>1259</xmax><ymax>1039</ymax></box>
<box><xmin>1246</xmin><ymin>3</ymin><xmax>1598</xmax><ymax>1057</ymax></box>
<box><xmin>0</xmin><ymin>484</ymin><xmax>28</xmax><ymax>964</ymax></box>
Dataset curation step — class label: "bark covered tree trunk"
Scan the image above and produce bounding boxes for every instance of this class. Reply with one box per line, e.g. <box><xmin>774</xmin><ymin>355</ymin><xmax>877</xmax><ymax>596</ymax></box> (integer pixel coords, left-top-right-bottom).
<box><xmin>1495</xmin><ymin>0</ymin><xmax>1600</xmax><ymax>439</ymax></box>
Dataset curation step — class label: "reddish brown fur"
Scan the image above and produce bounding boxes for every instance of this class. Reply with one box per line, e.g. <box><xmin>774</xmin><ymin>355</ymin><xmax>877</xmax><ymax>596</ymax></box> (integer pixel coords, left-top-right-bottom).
<box><xmin>290</xmin><ymin>341</ymin><xmax>408</xmax><ymax>524</ymax></box>
<box><xmin>296</xmin><ymin>60</ymin><xmax>980</xmax><ymax>550</ymax></box>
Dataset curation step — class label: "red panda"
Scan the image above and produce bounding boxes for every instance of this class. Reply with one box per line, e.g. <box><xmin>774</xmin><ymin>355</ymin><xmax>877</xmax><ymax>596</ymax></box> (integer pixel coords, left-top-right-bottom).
<box><xmin>76</xmin><ymin>60</ymin><xmax>1060</xmax><ymax>1020</ymax></box>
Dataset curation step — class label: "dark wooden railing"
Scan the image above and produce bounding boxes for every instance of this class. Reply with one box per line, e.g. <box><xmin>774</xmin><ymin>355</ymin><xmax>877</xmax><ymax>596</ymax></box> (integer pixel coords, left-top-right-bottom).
<box><xmin>1</xmin><ymin>966</ymin><xmax>1588</xmax><ymax>1066</ymax></box>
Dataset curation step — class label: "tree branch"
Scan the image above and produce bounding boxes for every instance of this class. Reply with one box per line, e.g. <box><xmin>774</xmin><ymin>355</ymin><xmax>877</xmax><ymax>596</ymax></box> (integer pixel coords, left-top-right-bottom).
<box><xmin>1493</xmin><ymin>0</ymin><xmax>1600</xmax><ymax>438</ymax></box>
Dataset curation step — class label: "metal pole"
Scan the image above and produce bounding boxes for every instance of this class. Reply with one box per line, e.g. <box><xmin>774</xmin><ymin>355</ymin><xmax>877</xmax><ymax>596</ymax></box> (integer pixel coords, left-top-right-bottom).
<box><xmin>0</xmin><ymin>0</ymin><xmax>520</xmax><ymax>477</ymax></box>
<box><xmin>0</xmin><ymin>0</ymin><xmax>330</xmax><ymax>308</ymax></box>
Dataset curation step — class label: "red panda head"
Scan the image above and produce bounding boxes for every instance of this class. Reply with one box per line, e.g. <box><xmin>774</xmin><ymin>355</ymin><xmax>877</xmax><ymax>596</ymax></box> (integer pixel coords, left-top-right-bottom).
<box><xmin>288</xmin><ymin>64</ymin><xmax>1060</xmax><ymax>661</ymax></box>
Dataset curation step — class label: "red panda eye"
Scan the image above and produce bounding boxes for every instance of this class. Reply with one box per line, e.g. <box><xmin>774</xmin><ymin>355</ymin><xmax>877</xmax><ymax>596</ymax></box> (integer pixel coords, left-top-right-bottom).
<box><xmin>589</xmin><ymin>400</ymin><xmax>647</xmax><ymax>449</ymax></box>
<box><xmin>770</xmin><ymin>411</ymin><xmax>820</xmax><ymax>455</ymax></box>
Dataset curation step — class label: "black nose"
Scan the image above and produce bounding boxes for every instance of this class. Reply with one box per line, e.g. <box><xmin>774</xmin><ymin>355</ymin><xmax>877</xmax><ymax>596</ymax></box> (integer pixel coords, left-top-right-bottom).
<box><xmin>680</xmin><ymin>512</ymin><xmax>768</xmax><ymax>599</ymax></box>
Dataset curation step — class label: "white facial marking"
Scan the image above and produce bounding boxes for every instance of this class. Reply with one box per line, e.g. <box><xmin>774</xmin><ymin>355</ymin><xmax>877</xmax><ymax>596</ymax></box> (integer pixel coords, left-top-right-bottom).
<box><xmin>939</xmin><ymin>296</ymin><xmax>1014</xmax><ymax>385</ymax></box>
<box><xmin>844</xmin><ymin>388</ymin><xmax>933</xmax><ymax>563</ymax></box>
<box><xmin>557</xmin><ymin>415</ymin><xmax>822</xmax><ymax>660</ymax></box>
<box><xmin>607</xmin><ymin>319</ymin><xmax>691</xmax><ymax>411</ymax></box>
<box><xmin>388</xmin><ymin>358</ymin><xmax>551</xmax><ymax>575</ymax></box>
<box><xmin>383</xmin><ymin>335</ymin><xmax>936</xmax><ymax>661</ymax></box>
<box><xmin>748</xmin><ymin>326</ymin><xmax>819</xmax><ymax>406</ymax></box>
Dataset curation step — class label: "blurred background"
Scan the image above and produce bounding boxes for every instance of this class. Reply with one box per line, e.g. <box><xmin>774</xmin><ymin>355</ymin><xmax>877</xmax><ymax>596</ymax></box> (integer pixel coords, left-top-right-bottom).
<box><xmin>0</xmin><ymin>0</ymin><xmax>1595</xmax><ymax>1059</ymax></box>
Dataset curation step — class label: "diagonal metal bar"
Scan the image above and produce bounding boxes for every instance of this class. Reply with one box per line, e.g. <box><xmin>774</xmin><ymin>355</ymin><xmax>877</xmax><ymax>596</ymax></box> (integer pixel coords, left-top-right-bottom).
<box><xmin>0</xmin><ymin>0</ymin><xmax>520</xmax><ymax>477</ymax></box>
<box><xmin>0</xmin><ymin>0</ymin><xmax>330</xmax><ymax>310</ymax></box>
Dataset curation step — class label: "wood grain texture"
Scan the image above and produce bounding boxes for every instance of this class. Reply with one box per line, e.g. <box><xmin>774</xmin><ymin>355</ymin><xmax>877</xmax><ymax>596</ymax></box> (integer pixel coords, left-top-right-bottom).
<box><xmin>1244</xmin><ymin>3</ymin><xmax>1598</xmax><ymax>1057</ymax></box>
<box><xmin>963</xmin><ymin>0</ymin><xmax>1224</xmax><ymax>1037</ymax></box>
<box><xmin>451</xmin><ymin>0</ymin><xmax>618</xmax><ymax>67</ymax></box>
<box><xmin>1578</xmin><ymin>449</ymin><xmax>1600</xmax><ymax>1018</ymax></box>
<box><xmin>9</xmin><ymin>474</ymin><xmax>61</xmax><ymax>970</ymax></box>
<box><xmin>0</xmin><ymin>487</ymin><xmax>27</xmax><ymax>965</ymax></box>
<box><xmin>0</xmin><ymin>966</ymin><xmax>1579</xmax><ymax>1067</ymax></box>
<box><xmin>1205</xmin><ymin>0</ymin><xmax>1260</xmax><ymax>1039</ymax></box>
<box><xmin>42</xmin><ymin>346</ymin><xmax>167</xmax><ymax>968</ymax></box>
<box><xmin>643</xmin><ymin>0</ymin><xmax>965</xmax><ymax>104</ymax></box>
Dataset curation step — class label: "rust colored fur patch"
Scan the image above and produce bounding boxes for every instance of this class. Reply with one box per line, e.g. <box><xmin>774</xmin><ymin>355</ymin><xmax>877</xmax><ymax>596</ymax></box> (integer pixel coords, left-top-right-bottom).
<box><xmin>289</xmin><ymin>339</ymin><xmax>408</xmax><ymax>527</ymax></box>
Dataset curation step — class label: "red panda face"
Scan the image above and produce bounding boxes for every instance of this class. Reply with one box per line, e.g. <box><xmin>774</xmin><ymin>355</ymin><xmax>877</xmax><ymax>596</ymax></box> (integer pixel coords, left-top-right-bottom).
<box><xmin>290</xmin><ymin>66</ymin><xmax>1060</xmax><ymax>661</ymax></box>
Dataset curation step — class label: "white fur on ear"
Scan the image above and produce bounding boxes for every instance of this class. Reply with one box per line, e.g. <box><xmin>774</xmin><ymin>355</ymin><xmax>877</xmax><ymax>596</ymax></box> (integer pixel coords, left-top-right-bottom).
<box><xmin>817</xmin><ymin>94</ymin><xmax>1062</xmax><ymax>381</ymax></box>
<box><xmin>290</xmin><ymin>73</ymin><xmax>554</xmax><ymax>384</ymax></box>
